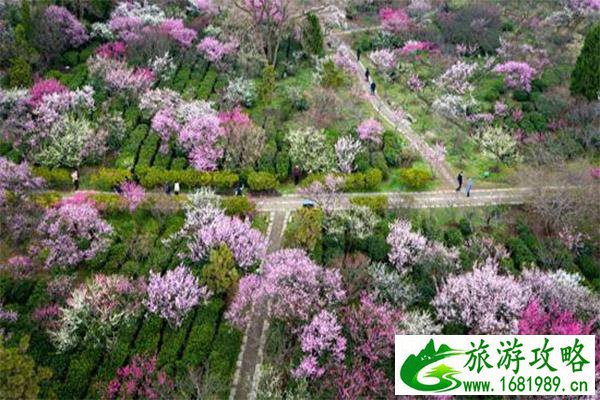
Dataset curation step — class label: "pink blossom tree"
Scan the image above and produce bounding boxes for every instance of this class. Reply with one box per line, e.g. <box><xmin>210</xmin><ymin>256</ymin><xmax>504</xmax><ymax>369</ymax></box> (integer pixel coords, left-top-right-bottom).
<box><xmin>0</xmin><ymin>157</ymin><xmax>44</xmax><ymax>243</ymax></box>
<box><xmin>326</xmin><ymin>293</ymin><xmax>402</xmax><ymax>399</ymax></box>
<box><xmin>197</xmin><ymin>36</ymin><xmax>239</xmax><ymax>64</ymax></box>
<box><xmin>387</xmin><ymin>219</ymin><xmax>427</xmax><ymax>272</ymax></box>
<box><xmin>357</xmin><ymin>118</ymin><xmax>383</xmax><ymax>144</ymax></box>
<box><xmin>332</xmin><ymin>45</ymin><xmax>359</xmax><ymax>75</ymax></box>
<box><xmin>293</xmin><ymin>310</ymin><xmax>346</xmax><ymax>379</ymax></box>
<box><xmin>28</xmin><ymin>79</ymin><xmax>68</xmax><ymax>108</ymax></box>
<box><xmin>379</xmin><ymin>7</ymin><xmax>412</xmax><ymax>34</ymax></box>
<box><xmin>36</xmin><ymin>195</ymin><xmax>113</xmax><ymax>268</ymax></box>
<box><xmin>494</xmin><ymin>61</ymin><xmax>537</xmax><ymax>92</ymax></box>
<box><xmin>106</xmin><ymin>354</ymin><xmax>174</xmax><ymax>400</ymax></box>
<box><xmin>433</xmin><ymin>258</ymin><xmax>530</xmax><ymax>334</ymax></box>
<box><xmin>518</xmin><ymin>299</ymin><xmax>592</xmax><ymax>335</ymax></box>
<box><xmin>35</xmin><ymin>5</ymin><xmax>88</xmax><ymax>63</ymax></box>
<box><xmin>369</xmin><ymin>49</ymin><xmax>397</xmax><ymax>75</ymax></box>
<box><xmin>119</xmin><ymin>181</ymin><xmax>145</xmax><ymax>212</ymax></box>
<box><xmin>226</xmin><ymin>249</ymin><xmax>346</xmax><ymax>329</ymax></box>
<box><xmin>145</xmin><ymin>265</ymin><xmax>211</xmax><ymax>327</ymax></box>
<box><xmin>219</xmin><ymin>107</ymin><xmax>266</xmax><ymax>169</ymax></box>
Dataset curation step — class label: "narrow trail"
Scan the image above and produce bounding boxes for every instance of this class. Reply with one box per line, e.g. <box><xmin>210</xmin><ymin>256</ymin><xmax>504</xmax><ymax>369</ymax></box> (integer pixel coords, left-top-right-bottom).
<box><xmin>229</xmin><ymin>211</ymin><xmax>288</xmax><ymax>400</ymax></box>
<box><xmin>330</xmin><ymin>29</ymin><xmax>457</xmax><ymax>188</ymax></box>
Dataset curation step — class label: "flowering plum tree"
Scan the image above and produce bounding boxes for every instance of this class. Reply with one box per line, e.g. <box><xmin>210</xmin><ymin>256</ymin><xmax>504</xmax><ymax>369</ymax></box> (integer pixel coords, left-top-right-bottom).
<box><xmin>35</xmin><ymin>5</ymin><xmax>88</xmax><ymax>63</ymax></box>
<box><xmin>226</xmin><ymin>249</ymin><xmax>346</xmax><ymax>328</ymax></box>
<box><xmin>379</xmin><ymin>7</ymin><xmax>412</xmax><ymax>33</ymax></box>
<box><xmin>146</xmin><ymin>265</ymin><xmax>210</xmax><ymax>327</ymax></box>
<box><xmin>433</xmin><ymin>258</ymin><xmax>529</xmax><ymax>334</ymax></box>
<box><xmin>387</xmin><ymin>219</ymin><xmax>427</xmax><ymax>272</ymax></box>
<box><xmin>293</xmin><ymin>310</ymin><xmax>346</xmax><ymax>379</ymax></box>
<box><xmin>334</xmin><ymin>136</ymin><xmax>363</xmax><ymax>173</ymax></box>
<box><xmin>219</xmin><ymin>107</ymin><xmax>266</xmax><ymax>169</ymax></box>
<box><xmin>287</xmin><ymin>127</ymin><xmax>334</xmax><ymax>173</ymax></box>
<box><xmin>369</xmin><ymin>49</ymin><xmax>397</xmax><ymax>74</ymax></box>
<box><xmin>518</xmin><ymin>299</ymin><xmax>592</xmax><ymax>335</ymax></box>
<box><xmin>52</xmin><ymin>274</ymin><xmax>146</xmax><ymax>351</ymax></box>
<box><xmin>332</xmin><ymin>44</ymin><xmax>359</xmax><ymax>75</ymax></box>
<box><xmin>357</xmin><ymin>119</ymin><xmax>383</xmax><ymax>144</ymax></box>
<box><xmin>36</xmin><ymin>195</ymin><xmax>113</xmax><ymax>268</ymax></box>
<box><xmin>106</xmin><ymin>354</ymin><xmax>174</xmax><ymax>400</ymax></box>
<box><xmin>197</xmin><ymin>36</ymin><xmax>239</xmax><ymax>63</ymax></box>
<box><xmin>435</xmin><ymin>61</ymin><xmax>478</xmax><ymax>95</ymax></box>
<box><xmin>494</xmin><ymin>61</ymin><xmax>537</xmax><ymax>92</ymax></box>
<box><xmin>119</xmin><ymin>181</ymin><xmax>145</xmax><ymax>212</ymax></box>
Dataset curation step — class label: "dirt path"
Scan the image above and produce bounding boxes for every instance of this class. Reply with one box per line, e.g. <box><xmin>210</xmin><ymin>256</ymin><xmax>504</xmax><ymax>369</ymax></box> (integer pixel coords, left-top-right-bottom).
<box><xmin>229</xmin><ymin>211</ymin><xmax>288</xmax><ymax>400</ymax></box>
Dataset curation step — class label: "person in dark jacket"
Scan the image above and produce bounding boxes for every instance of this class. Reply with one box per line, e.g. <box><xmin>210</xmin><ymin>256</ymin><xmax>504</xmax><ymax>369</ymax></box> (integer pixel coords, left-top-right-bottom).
<box><xmin>292</xmin><ymin>165</ymin><xmax>301</xmax><ymax>185</ymax></box>
<box><xmin>370</xmin><ymin>81</ymin><xmax>376</xmax><ymax>95</ymax></box>
<box><xmin>456</xmin><ymin>171</ymin><xmax>463</xmax><ymax>192</ymax></box>
<box><xmin>365</xmin><ymin>68</ymin><xmax>370</xmax><ymax>82</ymax></box>
<box><xmin>356</xmin><ymin>48</ymin><xmax>361</xmax><ymax>61</ymax></box>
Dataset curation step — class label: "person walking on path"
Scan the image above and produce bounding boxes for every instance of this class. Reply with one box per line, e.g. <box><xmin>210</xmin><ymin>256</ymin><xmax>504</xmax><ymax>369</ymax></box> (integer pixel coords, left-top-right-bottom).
<box><xmin>174</xmin><ymin>181</ymin><xmax>180</xmax><ymax>196</ymax></box>
<box><xmin>235</xmin><ymin>181</ymin><xmax>243</xmax><ymax>196</ymax></box>
<box><xmin>356</xmin><ymin>48</ymin><xmax>361</xmax><ymax>61</ymax></box>
<box><xmin>456</xmin><ymin>171</ymin><xmax>463</xmax><ymax>192</ymax></box>
<box><xmin>292</xmin><ymin>165</ymin><xmax>301</xmax><ymax>186</ymax></box>
<box><xmin>465</xmin><ymin>178</ymin><xmax>474</xmax><ymax>197</ymax></box>
<box><xmin>370</xmin><ymin>81</ymin><xmax>376</xmax><ymax>95</ymax></box>
<box><xmin>365</xmin><ymin>68</ymin><xmax>370</xmax><ymax>82</ymax></box>
<box><xmin>71</xmin><ymin>170</ymin><xmax>79</xmax><ymax>191</ymax></box>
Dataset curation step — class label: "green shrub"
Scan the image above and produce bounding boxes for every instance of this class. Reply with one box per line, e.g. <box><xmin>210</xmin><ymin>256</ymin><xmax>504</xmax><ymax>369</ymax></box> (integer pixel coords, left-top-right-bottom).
<box><xmin>344</xmin><ymin>172</ymin><xmax>366</xmax><ymax>191</ymax></box>
<box><xmin>124</xmin><ymin>106</ymin><xmax>140</xmax><ymax>130</ymax></box>
<box><xmin>506</xmin><ymin>237</ymin><xmax>536</xmax><ymax>269</ymax></box>
<box><xmin>62</xmin><ymin>51</ymin><xmax>79</xmax><ymax>67</ymax></box>
<box><xmin>512</xmin><ymin>89</ymin><xmax>530</xmax><ymax>102</ymax></box>
<box><xmin>221</xmin><ymin>196</ymin><xmax>255</xmax><ymax>217</ymax></box>
<box><xmin>443</xmin><ymin>228</ymin><xmax>463</xmax><ymax>247</ymax></box>
<box><xmin>382</xmin><ymin>131</ymin><xmax>403</xmax><ymax>167</ymax></box>
<box><xmin>33</xmin><ymin>167</ymin><xmax>71</xmax><ymax>190</ymax></box>
<box><xmin>202</xmin><ymin>244</ymin><xmax>239</xmax><ymax>294</ymax></box>
<box><xmin>321</xmin><ymin>60</ymin><xmax>346</xmax><ymax>88</ymax></box>
<box><xmin>90</xmin><ymin>168</ymin><xmax>131</xmax><ymax>190</ymax></box>
<box><xmin>247</xmin><ymin>171</ymin><xmax>278</xmax><ymax>192</ymax></box>
<box><xmin>179</xmin><ymin>299</ymin><xmax>222</xmax><ymax>371</ymax></box>
<box><xmin>364</xmin><ymin>168</ymin><xmax>383</xmax><ymax>190</ymax></box>
<box><xmin>275</xmin><ymin>152</ymin><xmax>290</xmax><ymax>181</ymax></box>
<box><xmin>8</xmin><ymin>57</ymin><xmax>32</xmax><ymax>87</ymax></box>
<box><xmin>399</xmin><ymin>167</ymin><xmax>431</xmax><ymax>189</ymax></box>
<box><xmin>366</xmin><ymin>234</ymin><xmax>389</xmax><ymax>262</ymax></box>
<box><xmin>257</xmin><ymin>140</ymin><xmax>277</xmax><ymax>174</ymax></box>
<box><xmin>134</xmin><ymin>314</ymin><xmax>162</xmax><ymax>354</ymax></box>
<box><xmin>350</xmin><ymin>195</ymin><xmax>388</xmax><ymax>216</ymax></box>
<box><xmin>303</xmin><ymin>13</ymin><xmax>324</xmax><ymax>56</ymax></box>
<box><xmin>354</xmin><ymin>151</ymin><xmax>370</xmax><ymax>172</ymax></box>
<box><xmin>370</xmin><ymin>151</ymin><xmax>389</xmax><ymax>177</ymax></box>
<box><xmin>458</xmin><ymin>217</ymin><xmax>473</xmax><ymax>236</ymax></box>
<box><xmin>284</xmin><ymin>208</ymin><xmax>323</xmax><ymax>260</ymax></box>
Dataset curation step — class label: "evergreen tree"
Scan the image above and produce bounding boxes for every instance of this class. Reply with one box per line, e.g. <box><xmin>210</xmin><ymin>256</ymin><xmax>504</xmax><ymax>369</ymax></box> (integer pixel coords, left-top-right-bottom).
<box><xmin>303</xmin><ymin>13</ymin><xmax>324</xmax><ymax>57</ymax></box>
<box><xmin>571</xmin><ymin>23</ymin><xmax>600</xmax><ymax>100</ymax></box>
<box><xmin>20</xmin><ymin>0</ymin><xmax>32</xmax><ymax>40</ymax></box>
<box><xmin>259</xmin><ymin>64</ymin><xmax>276</xmax><ymax>105</ymax></box>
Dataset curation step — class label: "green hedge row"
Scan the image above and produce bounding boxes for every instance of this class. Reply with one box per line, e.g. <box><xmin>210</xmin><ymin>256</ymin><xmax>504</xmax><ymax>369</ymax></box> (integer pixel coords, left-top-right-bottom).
<box><xmin>247</xmin><ymin>171</ymin><xmax>278</xmax><ymax>192</ymax></box>
<box><xmin>134</xmin><ymin>314</ymin><xmax>163</xmax><ymax>355</ymax></box>
<box><xmin>62</xmin><ymin>345</ymin><xmax>102</xmax><ymax>399</ymax></box>
<box><xmin>116</xmin><ymin>124</ymin><xmax>148</xmax><ymax>169</ymax></box>
<box><xmin>33</xmin><ymin>167</ymin><xmax>72</xmax><ymax>190</ymax></box>
<box><xmin>303</xmin><ymin>168</ymin><xmax>383</xmax><ymax>192</ymax></box>
<box><xmin>157</xmin><ymin>314</ymin><xmax>194</xmax><ymax>375</ymax></box>
<box><xmin>203</xmin><ymin>323</ymin><xmax>242</xmax><ymax>398</ymax></box>
<box><xmin>197</xmin><ymin>68</ymin><xmax>218</xmax><ymax>100</ymax></box>
<box><xmin>137</xmin><ymin>133</ymin><xmax>160</xmax><ymax>169</ymax></box>
<box><xmin>136</xmin><ymin>167</ymin><xmax>238</xmax><ymax>190</ymax></box>
<box><xmin>177</xmin><ymin>298</ymin><xmax>223</xmax><ymax>377</ymax></box>
<box><xmin>350</xmin><ymin>195</ymin><xmax>389</xmax><ymax>216</ymax></box>
<box><xmin>90</xmin><ymin>168</ymin><xmax>132</xmax><ymax>191</ymax></box>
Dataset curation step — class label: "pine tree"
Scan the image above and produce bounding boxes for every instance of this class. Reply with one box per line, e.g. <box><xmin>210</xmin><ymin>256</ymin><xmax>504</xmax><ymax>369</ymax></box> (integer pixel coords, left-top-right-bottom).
<box><xmin>303</xmin><ymin>13</ymin><xmax>324</xmax><ymax>57</ymax></box>
<box><xmin>571</xmin><ymin>23</ymin><xmax>600</xmax><ymax>101</ymax></box>
<box><xmin>259</xmin><ymin>64</ymin><xmax>276</xmax><ymax>105</ymax></box>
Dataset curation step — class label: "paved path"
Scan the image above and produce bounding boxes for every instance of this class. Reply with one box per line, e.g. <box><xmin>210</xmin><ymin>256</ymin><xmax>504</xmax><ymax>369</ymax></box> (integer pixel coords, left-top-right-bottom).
<box><xmin>330</xmin><ymin>29</ymin><xmax>456</xmax><ymax>188</ymax></box>
<box><xmin>229</xmin><ymin>211</ymin><xmax>288</xmax><ymax>400</ymax></box>
<box><xmin>254</xmin><ymin>187</ymin><xmax>544</xmax><ymax>212</ymax></box>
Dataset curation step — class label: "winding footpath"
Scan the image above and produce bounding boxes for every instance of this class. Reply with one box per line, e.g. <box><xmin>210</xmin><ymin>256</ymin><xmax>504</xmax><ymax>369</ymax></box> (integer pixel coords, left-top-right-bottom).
<box><xmin>330</xmin><ymin>28</ymin><xmax>456</xmax><ymax>188</ymax></box>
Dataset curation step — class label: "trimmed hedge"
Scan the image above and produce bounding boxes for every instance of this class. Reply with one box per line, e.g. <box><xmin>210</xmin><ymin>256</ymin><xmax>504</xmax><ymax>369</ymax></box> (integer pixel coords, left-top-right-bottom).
<box><xmin>203</xmin><ymin>323</ymin><xmax>242</xmax><ymax>398</ymax></box>
<box><xmin>136</xmin><ymin>167</ymin><xmax>238</xmax><ymax>190</ymax></box>
<box><xmin>62</xmin><ymin>345</ymin><xmax>102</xmax><ymax>400</ymax></box>
<box><xmin>90</xmin><ymin>168</ymin><xmax>131</xmax><ymax>191</ymax></box>
<box><xmin>221</xmin><ymin>196</ymin><xmax>256</xmax><ymax>217</ymax></box>
<box><xmin>302</xmin><ymin>168</ymin><xmax>384</xmax><ymax>192</ymax></box>
<box><xmin>350</xmin><ymin>195</ymin><xmax>388</xmax><ymax>216</ymax></box>
<box><xmin>33</xmin><ymin>167</ymin><xmax>71</xmax><ymax>190</ymax></box>
<box><xmin>247</xmin><ymin>171</ymin><xmax>278</xmax><ymax>192</ymax></box>
<box><xmin>399</xmin><ymin>167</ymin><xmax>432</xmax><ymax>189</ymax></box>
<box><xmin>177</xmin><ymin>299</ymin><xmax>223</xmax><ymax>375</ymax></box>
